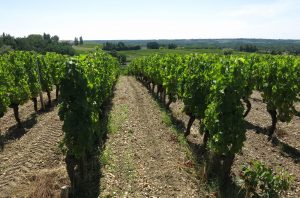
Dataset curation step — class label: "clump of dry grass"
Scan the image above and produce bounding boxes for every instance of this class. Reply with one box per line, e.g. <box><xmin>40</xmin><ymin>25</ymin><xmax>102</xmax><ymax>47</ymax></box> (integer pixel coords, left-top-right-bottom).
<box><xmin>28</xmin><ymin>167</ymin><xmax>69</xmax><ymax>198</ymax></box>
<box><xmin>29</xmin><ymin>174</ymin><xmax>54</xmax><ymax>198</ymax></box>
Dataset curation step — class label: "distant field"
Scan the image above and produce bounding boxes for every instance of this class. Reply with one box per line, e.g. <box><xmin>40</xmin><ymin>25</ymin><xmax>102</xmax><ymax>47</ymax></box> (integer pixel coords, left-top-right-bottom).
<box><xmin>73</xmin><ymin>44</ymin><xmax>252</xmax><ymax>62</ymax></box>
<box><xmin>73</xmin><ymin>43</ymin><xmax>102</xmax><ymax>54</ymax></box>
<box><xmin>117</xmin><ymin>48</ymin><xmax>224</xmax><ymax>62</ymax></box>
<box><xmin>73</xmin><ymin>45</ymin><xmax>225</xmax><ymax>60</ymax></box>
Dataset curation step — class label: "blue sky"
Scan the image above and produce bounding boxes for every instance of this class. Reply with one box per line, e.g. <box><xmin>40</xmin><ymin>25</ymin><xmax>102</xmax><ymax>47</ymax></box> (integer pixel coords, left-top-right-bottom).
<box><xmin>0</xmin><ymin>0</ymin><xmax>299</xmax><ymax>40</ymax></box>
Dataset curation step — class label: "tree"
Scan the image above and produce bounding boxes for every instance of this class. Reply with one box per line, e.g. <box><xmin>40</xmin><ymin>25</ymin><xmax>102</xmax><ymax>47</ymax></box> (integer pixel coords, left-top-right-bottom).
<box><xmin>0</xmin><ymin>37</ymin><xmax>3</xmax><ymax>47</ymax></box>
<box><xmin>74</xmin><ymin>37</ymin><xmax>79</xmax><ymax>46</ymax></box>
<box><xmin>43</xmin><ymin>33</ymin><xmax>51</xmax><ymax>43</ymax></box>
<box><xmin>102</xmin><ymin>42</ymin><xmax>141</xmax><ymax>51</ymax></box>
<box><xmin>168</xmin><ymin>43</ymin><xmax>177</xmax><ymax>49</ymax></box>
<box><xmin>1</xmin><ymin>33</ymin><xmax>17</xmax><ymax>48</ymax></box>
<box><xmin>239</xmin><ymin>44</ymin><xmax>258</xmax><ymax>52</ymax></box>
<box><xmin>147</xmin><ymin>42</ymin><xmax>160</xmax><ymax>49</ymax></box>
<box><xmin>117</xmin><ymin>42</ymin><xmax>126</xmax><ymax>50</ymax></box>
<box><xmin>27</xmin><ymin>34</ymin><xmax>46</xmax><ymax>52</ymax></box>
<box><xmin>0</xmin><ymin>33</ymin><xmax>74</xmax><ymax>55</ymax></box>
<box><xmin>15</xmin><ymin>38</ymin><xmax>30</xmax><ymax>51</ymax></box>
<box><xmin>79</xmin><ymin>36</ymin><xmax>83</xmax><ymax>45</ymax></box>
<box><xmin>51</xmin><ymin>35</ymin><xmax>59</xmax><ymax>43</ymax></box>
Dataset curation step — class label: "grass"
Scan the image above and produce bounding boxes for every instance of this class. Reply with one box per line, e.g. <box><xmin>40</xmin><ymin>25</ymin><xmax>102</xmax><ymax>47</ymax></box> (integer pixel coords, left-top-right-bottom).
<box><xmin>100</xmin><ymin>146</ymin><xmax>112</xmax><ymax>166</ymax></box>
<box><xmin>161</xmin><ymin>107</ymin><xmax>191</xmax><ymax>153</ymax></box>
<box><xmin>158</xmin><ymin>100</ymin><xmax>227</xmax><ymax>197</ymax></box>
<box><xmin>73</xmin><ymin>43</ymin><xmax>102</xmax><ymax>54</ymax></box>
<box><xmin>151</xmin><ymin>96</ymin><xmax>215</xmax><ymax>196</ymax></box>
<box><xmin>100</xmin><ymin>99</ymin><xmax>136</xmax><ymax>196</ymax></box>
<box><xmin>100</xmin><ymin>101</ymin><xmax>129</xmax><ymax>169</ymax></box>
<box><xmin>108</xmin><ymin>104</ymin><xmax>129</xmax><ymax>134</ymax></box>
<box><xmin>151</xmin><ymin>97</ymin><xmax>195</xmax><ymax>163</ymax></box>
<box><xmin>123</xmin><ymin>146</ymin><xmax>136</xmax><ymax>180</ymax></box>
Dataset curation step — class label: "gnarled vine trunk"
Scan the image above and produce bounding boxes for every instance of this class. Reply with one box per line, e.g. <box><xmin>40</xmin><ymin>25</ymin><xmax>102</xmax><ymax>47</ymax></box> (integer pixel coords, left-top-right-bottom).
<box><xmin>55</xmin><ymin>84</ymin><xmax>60</xmax><ymax>101</ymax></box>
<box><xmin>151</xmin><ymin>83</ymin><xmax>155</xmax><ymax>94</ymax></box>
<box><xmin>166</xmin><ymin>97</ymin><xmax>173</xmax><ymax>109</ymax></box>
<box><xmin>267</xmin><ymin>108</ymin><xmax>277</xmax><ymax>140</ymax></box>
<box><xmin>32</xmin><ymin>97</ymin><xmax>38</xmax><ymax>112</ymax></box>
<box><xmin>185</xmin><ymin>115</ymin><xmax>195</xmax><ymax>137</ymax></box>
<box><xmin>162</xmin><ymin>90</ymin><xmax>166</xmax><ymax>104</ymax></box>
<box><xmin>11</xmin><ymin>104</ymin><xmax>22</xmax><ymax>128</ymax></box>
<box><xmin>243</xmin><ymin>97</ymin><xmax>251</xmax><ymax>117</ymax></box>
<box><xmin>65</xmin><ymin>153</ymin><xmax>89</xmax><ymax>197</ymax></box>
<box><xmin>203</xmin><ymin>129</ymin><xmax>209</xmax><ymax>149</ymax></box>
<box><xmin>46</xmin><ymin>89</ymin><xmax>51</xmax><ymax>107</ymax></box>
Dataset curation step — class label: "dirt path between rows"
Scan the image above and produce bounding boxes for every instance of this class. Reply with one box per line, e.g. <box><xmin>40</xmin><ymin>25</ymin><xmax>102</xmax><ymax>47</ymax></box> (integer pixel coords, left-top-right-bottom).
<box><xmin>0</xmin><ymin>96</ymin><xmax>68</xmax><ymax>197</ymax></box>
<box><xmin>100</xmin><ymin>76</ymin><xmax>204</xmax><ymax>197</ymax></box>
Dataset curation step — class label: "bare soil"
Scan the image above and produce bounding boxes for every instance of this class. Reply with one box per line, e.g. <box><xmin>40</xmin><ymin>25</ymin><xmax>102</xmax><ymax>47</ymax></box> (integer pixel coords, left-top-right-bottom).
<box><xmin>100</xmin><ymin>76</ymin><xmax>204</xmax><ymax>197</ymax></box>
<box><xmin>0</xmin><ymin>91</ymin><xmax>69</xmax><ymax>197</ymax></box>
<box><xmin>249</xmin><ymin>91</ymin><xmax>300</xmax><ymax>150</ymax></box>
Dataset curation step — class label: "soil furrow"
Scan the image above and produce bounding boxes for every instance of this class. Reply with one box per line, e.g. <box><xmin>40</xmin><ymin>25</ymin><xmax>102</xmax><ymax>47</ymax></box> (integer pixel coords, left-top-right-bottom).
<box><xmin>0</xmin><ymin>106</ymin><xmax>67</xmax><ymax>197</ymax></box>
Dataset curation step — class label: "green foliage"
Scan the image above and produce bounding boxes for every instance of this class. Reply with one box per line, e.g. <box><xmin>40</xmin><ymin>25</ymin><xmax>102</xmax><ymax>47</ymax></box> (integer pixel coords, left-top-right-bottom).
<box><xmin>147</xmin><ymin>42</ymin><xmax>160</xmax><ymax>49</ymax></box>
<box><xmin>108</xmin><ymin>50</ymin><xmax>127</xmax><ymax>65</ymax></box>
<box><xmin>0</xmin><ymin>56</ymin><xmax>11</xmax><ymax>117</ymax></box>
<box><xmin>0</xmin><ymin>33</ymin><xmax>75</xmax><ymax>55</ymax></box>
<box><xmin>22</xmin><ymin>51</ymin><xmax>41</xmax><ymax>98</ymax></box>
<box><xmin>102</xmin><ymin>42</ymin><xmax>141</xmax><ymax>51</ymax></box>
<box><xmin>3</xmin><ymin>51</ymin><xmax>31</xmax><ymax>106</ymax></box>
<box><xmin>239</xmin><ymin>44</ymin><xmax>258</xmax><ymax>52</ymax></box>
<box><xmin>129</xmin><ymin>52</ymin><xmax>300</xmax><ymax>188</ymax></box>
<box><xmin>178</xmin><ymin>54</ymin><xmax>216</xmax><ymax>118</ymax></box>
<box><xmin>0</xmin><ymin>50</ymin><xmax>67</xmax><ymax>123</ymax></box>
<box><xmin>79</xmin><ymin>36</ymin><xmax>83</xmax><ymax>45</ymax></box>
<box><xmin>223</xmin><ymin>48</ymin><xmax>234</xmax><ymax>55</ymax></box>
<box><xmin>203</xmin><ymin>57</ymin><xmax>247</xmax><ymax>155</ymax></box>
<box><xmin>168</xmin><ymin>43</ymin><xmax>177</xmax><ymax>49</ymax></box>
<box><xmin>129</xmin><ymin>54</ymin><xmax>249</xmax><ymax>168</ymax></box>
<box><xmin>74</xmin><ymin>37</ymin><xmax>79</xmax><ymax>46</ymax></box>
<box><xmin>36</xmin><ymin>55</ymin><xmax>52</xmax><ymax>93</ymax></box>
<box><xmin>259</xmin><ymin>55</ymin><xmax>300</xmax><ymax>122</ymax></box>
<box><xmin>241</xmin><ymin>160</ymin><xmax>294</xmax><ymax>198</ymax></box>
<box><xmin>59</xmin><ymin>49</ymin><xmax>119</xmax><ymax>159</ymax></box>
<box><xmin>160</xmin><ymin>54</ymin><xmax>183</xmax><ymax>103</ymax></box>
<box><xmin>59</xmin><ymin>59</ymin><xmax>98</xmax><ymax>158</ymax></box>
<box><xmin>44</xmin><ymin>52</ymin><xmax>66</xmax><ymax>86</ymax></box>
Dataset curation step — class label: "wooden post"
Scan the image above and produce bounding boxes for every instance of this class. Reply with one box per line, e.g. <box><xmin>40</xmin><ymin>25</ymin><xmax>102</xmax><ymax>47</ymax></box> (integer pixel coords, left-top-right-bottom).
<box><xmin>37</xmin><ymin>59</ymin><xmax>45</xmax><ymax>111</ymax></box>
<box><xmin>60</xmin><ymin>186</ymin><xmax>69</xmax><ymax>198</ymax></box>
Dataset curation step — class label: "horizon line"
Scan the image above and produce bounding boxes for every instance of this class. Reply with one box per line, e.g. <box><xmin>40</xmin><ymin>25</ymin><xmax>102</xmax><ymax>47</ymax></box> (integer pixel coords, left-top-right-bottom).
<box><xmin>61</xmin><ymin>38</ymin><xmax>300</xmax><ymax>41</ymax></box>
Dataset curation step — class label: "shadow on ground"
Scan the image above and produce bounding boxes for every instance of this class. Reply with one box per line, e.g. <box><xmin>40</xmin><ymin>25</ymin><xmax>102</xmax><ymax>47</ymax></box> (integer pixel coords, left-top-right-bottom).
<box><xmin>0</xmin><ymin>99</ymin><xmax>59</xmax><ymax>152</ymax></box>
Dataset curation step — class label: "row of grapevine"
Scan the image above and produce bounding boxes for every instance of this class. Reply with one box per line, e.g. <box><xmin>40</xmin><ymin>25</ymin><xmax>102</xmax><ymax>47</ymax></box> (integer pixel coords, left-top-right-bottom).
<box><xmin>128</xmin><ymin>53</ymin><xmax>300</xmax><ymax>191</ymax></box>
<box><xmin>0</xmin><ymin>51</ymin><xmax>66</xmax><ymax>127</ymax></box>
<box><xmin>58</xmin><ymin>49</ymin><xmax>119</xmax><ymax>195</ymax></box>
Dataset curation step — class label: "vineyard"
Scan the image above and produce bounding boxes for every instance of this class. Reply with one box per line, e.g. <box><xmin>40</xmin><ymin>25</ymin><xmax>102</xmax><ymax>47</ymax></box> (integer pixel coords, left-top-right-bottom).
<box><xmin>128</xmin><ymin>53</ymin><xmax>300</xmax><ymax>197</ymax></box>
<box><xmin>0</xmin><ymin>50</ymin><xmax>300</xmax><ymax>197</ymax></box>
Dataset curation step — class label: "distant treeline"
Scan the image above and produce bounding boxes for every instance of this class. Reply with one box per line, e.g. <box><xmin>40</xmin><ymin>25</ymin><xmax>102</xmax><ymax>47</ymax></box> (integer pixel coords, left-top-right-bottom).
<box><xmin>146</xmin><ymin>42</ymin><xmax>177</xmax><ymax>49</ymax></box>
<box><xmin>0</xmin><ymin>33</ymin><xmax>75</xmax><ymax>55</ymax></box>
<box><xmin>102</xmin><ymin>42</ymin><xmax>141</xmax><ymax>51</ymax></box>
<box><xmin>239</xmin><ymin>44</ymin><xmax>258</xmax><ymax>52</ymax></box>
<box><xmin>102</xmin><ymin>41</ymin><xmax>178</xmax><ymax>50</ymax></box>
<box><xmin>90</xmin><ymin>39</ymin><xmax>300</xmax><ymax>55</ymax></box>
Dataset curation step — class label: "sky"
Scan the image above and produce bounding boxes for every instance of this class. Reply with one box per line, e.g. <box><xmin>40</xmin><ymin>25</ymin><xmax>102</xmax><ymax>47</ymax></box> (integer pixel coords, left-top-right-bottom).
<box><xmin>0</xmin><ymin>0</ymin><xmax>299</xmax><ymax>40</ymax></box>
